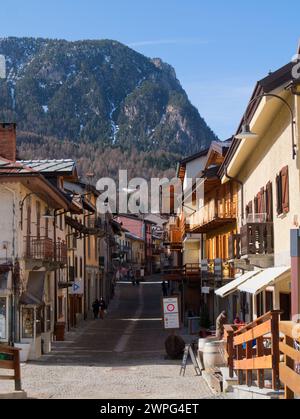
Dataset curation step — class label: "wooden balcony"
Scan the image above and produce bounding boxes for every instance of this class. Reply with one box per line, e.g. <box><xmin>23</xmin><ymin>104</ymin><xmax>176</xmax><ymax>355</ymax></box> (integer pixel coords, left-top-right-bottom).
<box><xmin>24</xmin><ymin>236</ymin><xmax>54</xmax><ymax>261</ymax></box>
<box><xmin>241</xmin><ymin>222</ymin><xmax>274</xmax><ymax>256</ymax></box>
<box><xmin>201</xmin><ymin>258</ymin><xmax>235</xmax><ymax>282</ymax></box>
<box><xmin>189</xmin><ymin>198</ymin><xmax>237</xmax><ymax>234</ymax></box>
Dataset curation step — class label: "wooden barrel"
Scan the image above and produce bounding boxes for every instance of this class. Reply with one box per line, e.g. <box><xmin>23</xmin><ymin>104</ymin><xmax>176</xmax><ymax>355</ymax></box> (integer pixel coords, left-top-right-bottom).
<box><xmin>198</xmin><ymin>337</ymin><xmax>217</xmax><ymax>352</ymax></box>
<box><xmin>203</xmin><ymin>341</ymin><xmax>225</xmax><ymax>370</ymax></box>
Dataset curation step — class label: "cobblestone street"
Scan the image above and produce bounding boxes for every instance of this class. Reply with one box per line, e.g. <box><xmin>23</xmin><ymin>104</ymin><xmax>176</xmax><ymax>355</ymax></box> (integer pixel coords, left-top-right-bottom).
<box><xmin>0</xmin><ymin>278</ymin><xmax>218</xmax><ymax>399</ymax></box>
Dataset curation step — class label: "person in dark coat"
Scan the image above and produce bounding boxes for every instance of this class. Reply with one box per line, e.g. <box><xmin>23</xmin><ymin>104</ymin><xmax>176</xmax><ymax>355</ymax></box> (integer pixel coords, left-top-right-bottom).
<box><xmin>162</xmin><ymin>281</ymin><xmax>168</xmax><ymax>297</ymax></box>
<box><xmin>92</xmin><ymin>299</ymin><xmax>101</xmax><ymax>320</ymax></box>
<box><xmin>99</xmin><ymin>298</ymin><xmax>107</xmax><ymax>320</ymax></box>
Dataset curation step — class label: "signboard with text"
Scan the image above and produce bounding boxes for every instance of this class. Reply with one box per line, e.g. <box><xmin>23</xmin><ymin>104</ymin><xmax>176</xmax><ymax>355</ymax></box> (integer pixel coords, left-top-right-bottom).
<box><xmin>163</xmin><ymin>297</ymin><xmax>180</xmax><ymax>330</ymax></box>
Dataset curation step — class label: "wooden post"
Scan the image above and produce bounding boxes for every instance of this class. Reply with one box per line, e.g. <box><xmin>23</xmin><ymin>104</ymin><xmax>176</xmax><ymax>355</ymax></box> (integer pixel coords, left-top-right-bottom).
<box><xmin>237</xmin><ymin>344</ymin><xmax>244</xmax><ymax>385</ymax></box>
<box><xmin>257</xmin><ymin>337</ymin><xmax>265</xmax><ymax>389</ymax></box>
<box><xmin>284</xmin><ymin>335</ymin><xmax>295</xmax><ymax>400</ymax></box>
<box><xmin>14</xmin><ymin>349</ymin><xmax>22</xmax><ymax>391</ymax></box>
<box><xmin>271</xmin><ymin>312</ymin><xmax>280</xmax><ymax>391</ymax></box>
<box><xmin>246</xmin><ymin>341</ymin><xmax>253</xmax><ymax>387</ymax></box>
<box><xmin>227</xmin><ymin>329</ymin><xmax>234</xmax><ymax>379</ymax></box>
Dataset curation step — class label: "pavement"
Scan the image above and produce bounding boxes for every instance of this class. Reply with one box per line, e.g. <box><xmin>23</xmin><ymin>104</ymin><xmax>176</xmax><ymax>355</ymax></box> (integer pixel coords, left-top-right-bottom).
<box><xmin>0</xmin><ymin>276</ymin><xmax>220</xmax><ymax>399</ymax></box>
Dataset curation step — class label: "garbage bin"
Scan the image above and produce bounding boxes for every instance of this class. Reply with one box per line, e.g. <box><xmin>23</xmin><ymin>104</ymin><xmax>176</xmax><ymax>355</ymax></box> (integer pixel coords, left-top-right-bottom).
<box><xmin>54</xmin><ymin>322</ymin><xmax>65</xmax><ymax>341</ymax></box>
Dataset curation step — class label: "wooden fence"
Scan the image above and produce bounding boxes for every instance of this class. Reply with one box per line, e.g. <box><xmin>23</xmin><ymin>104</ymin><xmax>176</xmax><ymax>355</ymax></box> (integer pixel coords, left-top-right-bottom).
<box><xmin>279</xmin><ymin>321</ymin><xmax>300</xmax><ymax>399</ymax></box>
<box><xmin>224</xmin><ymin>311</ymin><xmax>281</xmax><ymax>390</ymax></box>
<box><xmin>0</xmin><ymin>345</ymin><xmax>22</xmax><ymax>391</ymax></box>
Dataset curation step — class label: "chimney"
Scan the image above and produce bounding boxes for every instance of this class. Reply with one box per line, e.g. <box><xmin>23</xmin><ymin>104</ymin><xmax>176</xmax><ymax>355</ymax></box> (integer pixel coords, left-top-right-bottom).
<box><xmin>0</xmin><ymin>123</ymin><xmax>17</xmax><ymax>162</ymax></box>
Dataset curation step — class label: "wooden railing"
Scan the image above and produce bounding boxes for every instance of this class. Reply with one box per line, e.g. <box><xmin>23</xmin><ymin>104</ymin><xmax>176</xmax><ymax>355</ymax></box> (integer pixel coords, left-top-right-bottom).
<box><xmin>241</xmin><ymin>222</ymin><xmax>274</xmax><ymax>256</ymax></box>
<box><xmin>224</xmin><ymin>311</ymin><xmax>281</xmax><ymax>390</ymax></box>
<box><xmin>0</xmin><ymin>345</ymin><xmax>22</xmax><ymax>391</ymax></box>
<box><xmin>24</xmin><ymin>236</ymin><xmax>54</xmax><ymax>261</ymax></box>
<box><xmin>279</xmin><ymin>321</ymin><xmax>300</xmax><ymax>399</ymax></box>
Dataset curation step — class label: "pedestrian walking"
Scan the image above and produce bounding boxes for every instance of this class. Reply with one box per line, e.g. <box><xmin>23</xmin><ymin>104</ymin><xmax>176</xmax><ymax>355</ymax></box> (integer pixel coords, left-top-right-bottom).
<box><xmin>92</xmin><ymin>299</ymin><xmax>101</xmax><ymax>320</ymax></box>
<box><xmin>129</xmin><ymin>269</ymin><xmax>136</xmax><ymax>286</ymax></box>
<box><xmin>162</xmin><ymin>281</ymin><xmax>168</xmax><ymax>297</ymax></box>
<box><xmin>99</xmin><ymin>297</ymin><xmax>107</xmax><ymax>320</ymax></box>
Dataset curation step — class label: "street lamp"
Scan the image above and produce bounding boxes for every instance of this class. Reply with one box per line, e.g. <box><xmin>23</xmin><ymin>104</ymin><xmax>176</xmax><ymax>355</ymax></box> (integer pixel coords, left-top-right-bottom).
<box><xmin>235</xmin><ymin>92</ymin><xmax>297</xmax><ymax>160</ymax></box>
<box><xmin>19</xmin><ymin>192</ymin><xmax>55</xmax><ymax>229</ymax></box>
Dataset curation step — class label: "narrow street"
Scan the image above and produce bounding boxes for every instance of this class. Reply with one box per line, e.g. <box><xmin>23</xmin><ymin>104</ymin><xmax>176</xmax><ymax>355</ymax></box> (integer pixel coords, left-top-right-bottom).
<box><xmin>1</xmin><ymin>277</ymin><xmax>216</xmax><ymax>399</ymax></box>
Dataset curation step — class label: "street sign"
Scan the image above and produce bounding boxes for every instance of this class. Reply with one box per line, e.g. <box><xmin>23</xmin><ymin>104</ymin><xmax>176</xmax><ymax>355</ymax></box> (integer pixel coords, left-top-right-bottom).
<box><xmin>163</xmin><ymin>297</ymin><xmax>180</xmax><ymax>330</ymax></box>
<box><xmin>69</xmin><ymin>281</ymin><xmax>83</xmax><ymax>295</ymax></box>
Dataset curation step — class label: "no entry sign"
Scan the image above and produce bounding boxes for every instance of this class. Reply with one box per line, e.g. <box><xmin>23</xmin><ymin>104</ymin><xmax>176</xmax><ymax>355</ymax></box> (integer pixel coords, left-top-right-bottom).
<box><xmin>163</xmin><ymin>297</ymin><xmax>180</xmax><ymax>330</ymax></box>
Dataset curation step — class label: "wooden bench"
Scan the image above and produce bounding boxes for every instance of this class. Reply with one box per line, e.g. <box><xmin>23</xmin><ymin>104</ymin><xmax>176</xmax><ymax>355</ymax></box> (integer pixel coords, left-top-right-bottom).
<box><xmin>0</xmin><ymin>346</ymin><xmax>22</xmax><ymax>391</ymax></box>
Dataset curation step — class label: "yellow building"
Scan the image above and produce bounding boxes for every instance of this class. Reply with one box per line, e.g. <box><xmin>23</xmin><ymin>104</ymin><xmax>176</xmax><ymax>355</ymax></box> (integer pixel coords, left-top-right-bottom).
<box><xmin>218</xmin><ymin>53</ymin><xmax>300</xmax><ymax>322</ymax></box>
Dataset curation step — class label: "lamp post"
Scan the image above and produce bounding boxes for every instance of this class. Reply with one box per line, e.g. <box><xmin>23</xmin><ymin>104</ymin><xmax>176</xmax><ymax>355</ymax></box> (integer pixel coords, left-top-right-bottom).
<box><xmin>235</xmin><ymin>92</ymin><xmax>297</xmax><ymax>160</ymax></box>
<box><xmin>19</xmin><ymin>192</ymin><xmax>55</xmax><ymax>230</ymax></box>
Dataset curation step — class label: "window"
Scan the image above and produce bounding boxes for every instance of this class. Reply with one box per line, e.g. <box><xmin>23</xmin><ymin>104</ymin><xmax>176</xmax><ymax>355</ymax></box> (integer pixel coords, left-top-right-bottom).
<box><xmin>58</xmin><ymin>297</ymin><xmax>64</xmax><ymax>319</ymax></box>
<box><xmin>276</xmin><ymin>166</ymin><xmax>290</xmax><ymax>215</ymax></box>
<box><xmin>36</xmin><ymin>201</ymin><xmax>41</xmax><ymax>238</ymax></box>
<box><xmin>75</xmin><ymin>256</ymin><xmax>78</xmax><ymax>278</ymax></box>
<box><xmin>0</xmin><ymin>297</ymin><xmax>7</xmax><ymax>341</ymax></box>
<box><xmin>80</xmin><ymin>258</ymin><xmax>83</xmax><ymax>277</ymax></box>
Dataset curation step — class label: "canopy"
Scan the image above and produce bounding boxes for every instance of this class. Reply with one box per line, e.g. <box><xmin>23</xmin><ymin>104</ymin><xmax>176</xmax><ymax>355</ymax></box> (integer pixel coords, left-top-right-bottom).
<box><xmin>238</xmin><ymin>266</ymin><xmax>291</xmax><ymax>295</ymax></box>
<box><xmin>20</xmin><ymin>271</ymin><xmax>46</xmax><ymax>306</ymax></box>
<box><xmin>215</xmin><ymin>270</ymin><xmax>261</xmax><ymax>298</ymax></box>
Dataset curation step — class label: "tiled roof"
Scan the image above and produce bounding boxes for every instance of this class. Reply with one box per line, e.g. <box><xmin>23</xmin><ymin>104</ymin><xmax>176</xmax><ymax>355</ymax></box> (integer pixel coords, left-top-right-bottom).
<box><xmin>0</xmin><ymin>157</ymin><xmax>36</xmax><ymax>175</ymax></box>
<box><xmin>17</xmin><ymin>159</ymin><xmax>76</xmax><ymax>174</ymax></box>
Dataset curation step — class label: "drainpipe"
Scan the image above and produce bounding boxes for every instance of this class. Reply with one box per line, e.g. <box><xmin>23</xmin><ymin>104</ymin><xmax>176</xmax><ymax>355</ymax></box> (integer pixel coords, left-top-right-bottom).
<box><xmin>4</xmin><ymin>187</ymin><xmax>17</xmax><ymax>345</ymax></box>
<box><xmin>224</xmin><ymin>166</ymin><xmax>245</xmax><ymax>224</ymax></box>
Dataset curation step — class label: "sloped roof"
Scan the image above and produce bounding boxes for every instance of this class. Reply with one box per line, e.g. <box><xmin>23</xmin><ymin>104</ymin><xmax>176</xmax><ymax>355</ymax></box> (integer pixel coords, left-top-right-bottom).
<box><xmin>0</xmin><ymin>157</ymin><xmax>37</xmax><ymax>175</ymax></box>
<box><xmin>17</xmin><ymin>159</ymin><xmax>76</xmax><ymax>175</ymax></box>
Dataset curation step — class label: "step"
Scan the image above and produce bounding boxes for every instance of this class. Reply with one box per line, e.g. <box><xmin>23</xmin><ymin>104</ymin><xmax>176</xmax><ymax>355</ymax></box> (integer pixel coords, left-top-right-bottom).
<box><xmin>229</xmin><ymin>385</ymin><xmax>284</xmax><ymax>400</ymax></box>
<box><xmin>219</xmin><ymin>367</ymin><xmax>239</xmax><ymax>393</ymax></box>
<box><xmin>0</xmin><ymin>391</ymin><xmax>27</xmax><ymax>400</ymax></box>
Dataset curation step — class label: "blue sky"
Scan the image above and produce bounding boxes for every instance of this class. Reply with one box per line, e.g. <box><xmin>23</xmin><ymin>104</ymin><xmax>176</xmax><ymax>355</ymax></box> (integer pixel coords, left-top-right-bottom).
<box><xmin>1</xmin><ymin>0</ymin><xmax>300</xmax><ymax>139</ymax></box>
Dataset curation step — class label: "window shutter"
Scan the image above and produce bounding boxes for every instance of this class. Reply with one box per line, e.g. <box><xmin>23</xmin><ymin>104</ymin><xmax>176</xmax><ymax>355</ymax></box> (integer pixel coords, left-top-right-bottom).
<box><xmin>281</xmin><ymin>166</ymin><xmax>290</xmax><ymax>214</ymax></box>
<box><xmin>266</xmin><ymin>182</ymin><xmax>273</xmax><ymax>222</ymax></box>
<box><xmin>248</xmin><ymin>201</ymin><xmax>253</xmax><ymax>215</ymax></box>
<box><xmin>276</xmin><ymin>174</ymin><xmax>283</xmax><ymax>215</ymax></box>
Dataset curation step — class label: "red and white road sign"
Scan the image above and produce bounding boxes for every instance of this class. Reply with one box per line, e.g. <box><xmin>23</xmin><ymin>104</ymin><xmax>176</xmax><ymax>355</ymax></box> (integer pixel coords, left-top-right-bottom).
<box><xmin>163</xmin><ymin>298</ymin><xmax>180</xmax><ymax>330</ymax></box>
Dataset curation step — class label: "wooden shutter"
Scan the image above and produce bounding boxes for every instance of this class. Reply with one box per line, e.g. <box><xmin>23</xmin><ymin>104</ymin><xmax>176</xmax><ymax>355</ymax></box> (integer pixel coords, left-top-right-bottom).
<box><xmin>276</xmin><ymin>174</ymin><xmax>283</xmax><ymax>215</ymax></box>
<box><xmin>265</xmin><ymin>182</ymin><xmax>273</xmax><ymax>222</ymax></box>
<box><xmin>281</xmin><ymin>166</ymin><xmax>290</xmax><ymax>214</ymax></box>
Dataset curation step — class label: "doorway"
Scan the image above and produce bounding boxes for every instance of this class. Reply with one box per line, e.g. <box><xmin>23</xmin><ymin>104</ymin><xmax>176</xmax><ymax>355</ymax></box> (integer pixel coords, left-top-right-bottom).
<box><xmin>280</xmin><ymin>293</ymin><xmax>291</xmax><ymax>321</ymax></box>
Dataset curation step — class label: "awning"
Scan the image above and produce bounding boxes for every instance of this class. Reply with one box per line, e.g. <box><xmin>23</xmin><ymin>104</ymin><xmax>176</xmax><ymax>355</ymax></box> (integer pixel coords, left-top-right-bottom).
<box><xmin>20</xmin><ymin>271</ymin><xmax>46</xmax><ymax>306</ymax></box>
<box><xmin>238</xmin><ymin>266</ymin><xmax>291</xmax><ymax>295</ymax></box>
<box><xmin>215</xmin><ymin>270</ymin><xmax>261</xmax><ymax>298</ymax></box>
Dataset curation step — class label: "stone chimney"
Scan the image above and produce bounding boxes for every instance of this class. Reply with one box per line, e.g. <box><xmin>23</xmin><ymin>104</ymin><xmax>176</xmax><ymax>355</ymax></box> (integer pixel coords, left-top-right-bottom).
<box><xmin>0</xmin><ymin>123</ymin><xmax>16</xmax><ymax>162</ymax></box>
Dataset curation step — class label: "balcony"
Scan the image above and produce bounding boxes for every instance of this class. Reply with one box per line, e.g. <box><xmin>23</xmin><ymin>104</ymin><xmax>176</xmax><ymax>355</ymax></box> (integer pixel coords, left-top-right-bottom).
<box><xmin>241</xmin><ymin>222</ymin><xmax>274</xmax><ymax>257</ymax></box>
<box><xmin>86</xmin><ymin>217</ymin><xmax>104</xmax><ymax>232</ymax></box>
<box><xmin>189</xmin><ymin>198</ymin><xmax>237</xmax><ymax>234</ymax></box>
<box><xmin>201</xmin><ymin>258</ymin><xmax>235</xmax><ymax>282</ymax></box>
<box><xmin>55</xmin><ymin>240</ymin><xmax>68</xmax><ymax>265</ymax></box>
<box><xmin>24</xmin><ymin>236</ymin><xmax>54</xmax><ymax>261</ymax></box>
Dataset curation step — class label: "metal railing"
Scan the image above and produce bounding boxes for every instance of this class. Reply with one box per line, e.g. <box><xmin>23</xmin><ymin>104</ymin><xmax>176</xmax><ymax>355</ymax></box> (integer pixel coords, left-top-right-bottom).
<box><xmin>24</xmin><ymin>236</ymin><xmax>54</xmax><ymax>261</ymax></box>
